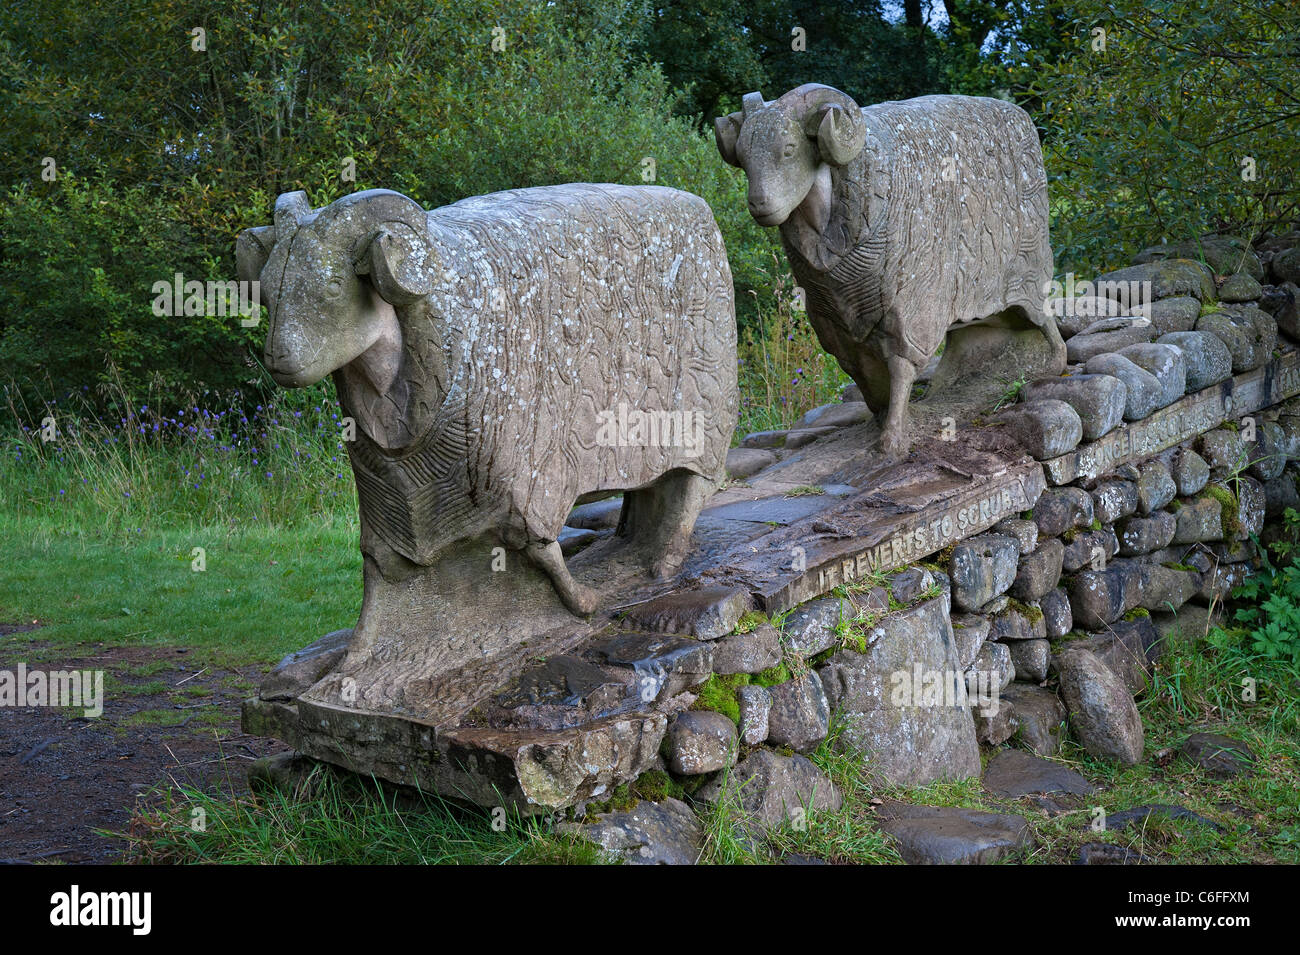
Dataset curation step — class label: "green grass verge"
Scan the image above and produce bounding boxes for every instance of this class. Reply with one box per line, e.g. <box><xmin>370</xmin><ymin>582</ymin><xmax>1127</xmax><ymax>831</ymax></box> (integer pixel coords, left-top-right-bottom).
<box><xmin>121</xmin><ymin>764</ymin><xmax>612</xmax><ymax>865</ymax></box>
<box><xmin>0</xmin><ymin>513</ymin><xmax>360</xmax><ymax>666</ymax></box>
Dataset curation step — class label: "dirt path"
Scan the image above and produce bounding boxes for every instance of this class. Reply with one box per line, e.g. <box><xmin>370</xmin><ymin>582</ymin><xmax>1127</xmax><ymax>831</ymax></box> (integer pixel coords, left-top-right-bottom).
<box><xmin>0</xmin><ymin>632</ymin><xmax>287</xmax><ymax>863</ymax></box>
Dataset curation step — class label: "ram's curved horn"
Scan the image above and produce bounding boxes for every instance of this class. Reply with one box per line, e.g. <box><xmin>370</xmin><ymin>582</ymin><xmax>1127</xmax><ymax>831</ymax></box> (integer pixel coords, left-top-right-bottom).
<box><xmin>313</xmin><ymin>189</ymin><xmax>428</xmax><ymax>241</ymax></box>
<box><xmin>236</xmin><ymin>225</ymin><xmax>275</xmax><ymax>284</ymax></box>
<box><xmin>316</xmin><ymin>190</ymin><xmax>434</xmax><ymax>306</ymax></box>
<box><xmin>714</xmin><ymin>111</ymin><xmax>745</xmax><ymax>167</ymax></box>
<box><xmin>781</xmin><ymin>83</ymin><xmax>868</xmax><ymax>167</ymax></box>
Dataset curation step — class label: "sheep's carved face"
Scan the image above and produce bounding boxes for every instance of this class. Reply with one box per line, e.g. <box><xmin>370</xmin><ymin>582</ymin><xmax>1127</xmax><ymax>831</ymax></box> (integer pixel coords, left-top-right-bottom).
<box><xmin>237</xmin><ymin>190</ymin><xmax>434</xmax><ymax>392</ymax></box>
<box><xmin>715</xmin><ymin>84</ymin><xmax>868</xmax><ymax>229</ymax></box>
<box><xmin>733</xmin><ymin>109</ymin><xmax>819</xmax><ymax>226</ymax></box>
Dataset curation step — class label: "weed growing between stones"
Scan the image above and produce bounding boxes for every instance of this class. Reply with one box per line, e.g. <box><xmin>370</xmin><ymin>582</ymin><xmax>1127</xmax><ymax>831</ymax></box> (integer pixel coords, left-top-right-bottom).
<box><xmin>1267</xmin><ymin>507</ymin><xmax>1300</xmax><ymax>562</ymax></box>
<box><xmin>732</xmin><ymin>610</ymin><xmax>769</xmax><ymax>634</ymax></box>
<box><xmin>992</xmin><ymin>374</ymin><xmax>1030</xmax><ymax>413</ymax></box>
<box><xmin>1209</xmin><ymin>546</ymin><xmax>1300</xmax><ymax>665</ymax></box>
<box><xmin>691</xmin><ymin>673</ymin><xmax>748</xmax><ymax>724</ymax></box>
<box><xmin>784</xmin><ymin>485</ymin><xmax>825</xmax><ymax>497</ymax></box>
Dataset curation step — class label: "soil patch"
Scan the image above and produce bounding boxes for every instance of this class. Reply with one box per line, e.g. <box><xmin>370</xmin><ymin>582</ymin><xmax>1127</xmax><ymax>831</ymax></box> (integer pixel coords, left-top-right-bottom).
<box><xmin>0</xmin><ymin>636</ymin><xmax>286</xmax><ymax>863</ymax></box>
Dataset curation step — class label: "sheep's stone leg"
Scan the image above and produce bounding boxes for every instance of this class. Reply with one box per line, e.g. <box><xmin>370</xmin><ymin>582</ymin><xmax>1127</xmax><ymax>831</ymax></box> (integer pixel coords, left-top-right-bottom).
<box><xmin>1035</xmin><ymin>306</ymin><xmax>1068</xmax><ymax>370</ymax></box>
<box><xmin>618</xmin><ymin>470</ymin><xmax>714</xmax><ymax>579</ymax></box>
<box><xmin>524</xmin><ymin>541</ymin><xmax>599</xmax><ymax>617</ymax></box>
<box><xmin>850</xmin><ymin>351</ymin><xmax>891</xmax><ymax>415</ymax></box>
<box><xmin>881</xmin><ymin>355</ymin><xmax>917</xmax><ymax>459</ymax></box>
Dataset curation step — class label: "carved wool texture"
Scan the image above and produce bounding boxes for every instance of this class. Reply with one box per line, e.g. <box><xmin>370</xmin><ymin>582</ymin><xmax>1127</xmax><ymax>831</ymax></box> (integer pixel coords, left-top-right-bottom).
<box><xmin>353</xmin><ymin>184</ymin><xmax>737</xmax><ymax>564</ymax></box>
<box><xmin>787</xmin><ymin>95</ymin><xmax>1053</xmax><ymax>369</ymax></box>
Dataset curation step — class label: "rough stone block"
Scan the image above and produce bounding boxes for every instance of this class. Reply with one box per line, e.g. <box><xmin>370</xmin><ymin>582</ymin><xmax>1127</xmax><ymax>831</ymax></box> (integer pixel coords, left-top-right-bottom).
<box><xmin>1021</xmin><ymin>374</ymin><xmax>1127</xmax><ymax>441</ymax></box>
<box><xmin>1010</xmin><ymin>537</ymin><xmax>1064</xmax><ymax>601</ymax></box>
<box><xmin>736</xmin><ymin>685</ymin><xmax>772</xmax><ymax>745</ymax></box>
<box><xmin>1009</xmin><ymin>639</ymin><xmax>1050</xmax><ymax>683</ymax></box>
<box><xmin>711</xmin><ymin>622</ymin><xmax>783</xmax><ymax>675</ymax></box>
<box><xmin>997</xmin><ymin>399</ymin><xmax>1083</xmax><ymax>459</ymax></box>
<box><xmin>818</xmin><ymin>595</ymin><xmax>980</xmax><ymax>786</ymax></box>
<box><xmin>1116</xmin><ymin>511</ymin><xmax>1177</xmax><ymax>556</ymax></box>
<box><xmin>1056</xmin><ymin>648</ymin><xmax>1144</xmax><ymax>765</ymax></box>
<box><xmin>726</xmin><ymin>447</ymin><xmax>777</xmax><ymax>480</ymax></box>
<box><xmin>259</xmin><ymin>628</ymin><xmax>351</xmax><ymax>701</ymax></box>
<box><xmin>1118</xmin><ymin>342</ymin><xmax>1187</xmax><ymax>407</ymax></box>
<box><xmin>1067</xmin><ymin>319</ymin><xmax>1156</xmax><ymax>363</ymax></box>
<box><xmin>622</xmin><ymin>587</ymin><xmax>752</xmax><ymax>640</ymax></box>
<box><xmin>697</xmin><ymin>750</ymin><xmax>841</xmax><ymax>832</ymax></box>
<box><xmin>666</xmin><ymin>711</ymin><xmax>737</xmax><ymax>775</ymax></box>
<box><xmin>1091</xmin><ymin>479</ymin><xmax>1139</xmax><ymax>524</ymax></box>
<box><xmin>1033</xmin><ymin>486</ymin><xmax>1095</xmax><ymax>538</ymax></box>
<box><xmin>949</xmin><ymin>534</ymin><xmax>1020</xmax><ymax>612</ymax></box>
<box><xmin>765</xmin><ymin>671</ymin><xmax>831</xmax><ymax>753</ymax></box>
<box><xmin>1039</xmin><ymin>587</ymin><xmax>1073</xmax><ymax>639</ymax></box>
<box><xmin>1136</xmin><ymin>461</ymin><xmax>1177</xmax><ymax>514</ymax></box>
<box><xmin>1156</xmin><ymin>331</ymin><xmax>1232</xmax><ymax>391</ymax></box>
<box><xmin>1000</xmin><ymin>683</ymin><xmax>1067</xmax><ymax>756</ymax></box>
<box><xmin>875</xmin><ymin>804</ymin><xmax>1032</xmax><ymax>865</ymax></box>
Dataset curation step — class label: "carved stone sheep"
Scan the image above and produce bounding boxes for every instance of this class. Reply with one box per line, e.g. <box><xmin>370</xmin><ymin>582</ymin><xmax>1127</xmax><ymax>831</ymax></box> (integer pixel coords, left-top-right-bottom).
<box><xmin>237</xmin><ymin>184</ymin><xmax>737</xmax><ymax>616</ymax></box>
<box><xmin>715</xmin><ymin>83</ymin><xmax>1066</xmax><ymax>457</ymax></box>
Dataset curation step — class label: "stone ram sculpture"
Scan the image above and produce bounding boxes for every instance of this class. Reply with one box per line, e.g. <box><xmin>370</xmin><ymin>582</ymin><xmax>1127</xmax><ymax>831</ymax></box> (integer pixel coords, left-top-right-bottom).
<box><xmin>237</xmin><ymin>184</ymin><xmax>737</xmax><ymax>617</ymax></box>
<box><xmin>715</xmin><ymin>84</ymin><xmax>1066</xmax><ymax>457</ymax></box>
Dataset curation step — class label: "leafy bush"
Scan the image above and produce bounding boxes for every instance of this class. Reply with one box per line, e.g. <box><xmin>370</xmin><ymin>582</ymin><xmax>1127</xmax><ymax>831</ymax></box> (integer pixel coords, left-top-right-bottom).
<box><xmin>1210</xmin><ymin>545</ymin><xmax>1300</xmax><ymax>666</ymax></box>
<box><xmin>0</xmin><ymin>175</ymin><xmax>260</xmax><ymax>403</ymax></box>
<box><xmin>0</xmin><ymin>0</ymin><xmax>778</xmax><ymax>407</ymax></box>
<box><xmin>1030</xmin><ymin>0</ymin><xmax>1299</xmax><ymax>273</ymax></box>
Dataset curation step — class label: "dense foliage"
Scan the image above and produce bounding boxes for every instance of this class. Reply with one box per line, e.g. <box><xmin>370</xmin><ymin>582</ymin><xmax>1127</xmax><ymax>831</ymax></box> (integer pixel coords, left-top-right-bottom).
<box><xmin>1031</xmin><ymin>0</ymin><xmax>1299</xmax><ymax>271</ymax></box>
<box><xmin>0</xmin><ymin>0</ymin><xmax>772</xmax><ymax>402</ymax></box>
<box><xmin>0</xmin><ymin>0</ymin><xmax>1296</xmax><ymax>408</ymax></box>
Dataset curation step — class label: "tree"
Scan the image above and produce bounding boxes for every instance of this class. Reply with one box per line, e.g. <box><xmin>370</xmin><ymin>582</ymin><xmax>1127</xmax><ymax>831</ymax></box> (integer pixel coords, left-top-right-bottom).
<box><xmin>0</xmin><ymin>0</ymin><xmax>777</xmax><ymax>401</ymax></box>
<box><xmin>1030</xmin><ymin>0</ymin><xmax>1300</xmax><ymax>272</ymax></box>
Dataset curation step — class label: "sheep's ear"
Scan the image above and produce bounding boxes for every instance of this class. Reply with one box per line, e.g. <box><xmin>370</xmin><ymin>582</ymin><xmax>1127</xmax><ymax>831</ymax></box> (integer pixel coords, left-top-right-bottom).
<box><xmin>714</xmin><ymin>111</ymin><xmax>744</xmax><ymax>167</ymax></box>
<box><xmin>355</xmin><ymin>222</ymin><xmax>434</xmax><ymax>306</ymax></box>
<box><xmin>273</xmin><ymin>191</ymin><xmax>313</xmax><ymax>238</ymax></box>
<box><xmin>236</xmin><ymin>226</ymin><xmax>275</xmax><ymax>284</ymax></box>
<box><xmin>816</xmin><ymin>105</ymin><xmax>867</xmax><ymax>167</ymax></box>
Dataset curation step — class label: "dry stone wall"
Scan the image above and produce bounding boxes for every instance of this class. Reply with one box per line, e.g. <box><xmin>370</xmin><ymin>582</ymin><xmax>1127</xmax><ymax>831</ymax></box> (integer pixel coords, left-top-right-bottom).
<box><xmin>568</xmin><ymin>234</ymin><xmax>1296</xmax><ymax>860</ymax></box>
<box><xmin>246</xmin><ymin>229</ymin><xmax>1298</xmax><ymax>864</ymax></box>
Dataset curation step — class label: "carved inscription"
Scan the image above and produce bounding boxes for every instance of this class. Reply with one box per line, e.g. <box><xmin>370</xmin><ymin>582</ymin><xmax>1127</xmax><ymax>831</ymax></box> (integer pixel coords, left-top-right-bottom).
<box><xmin>756</xmin><ymin>465</ymin><xmax>1045</xmax><ymax>612</ymax></box>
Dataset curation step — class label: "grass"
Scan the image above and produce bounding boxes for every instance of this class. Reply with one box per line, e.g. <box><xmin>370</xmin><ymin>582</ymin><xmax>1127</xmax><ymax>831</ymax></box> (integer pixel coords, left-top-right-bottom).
<box><xmin>0</xmin><ymin>512</ymin><xmax>360</xmax><ymax>667</ymax></box>
<box><xmin>3</xmin><ymin>370</ymin><xmax>357</xmax><ymax>534</ymax></box>
<box><xmin>735</xmin><ymin>256</ymin><xmax>852</xmax><ymax>438</ymax></box>
<box><xmin>121</xmin><ymin>761</ymin><xmax>611</xmax><ymax>865</ymax></box>
<box><xmin>695</xmin><ymin>723</ymin><xmax>902</xmax><ymax>865</ymax></box>
<box><xmin>1</xmin><ymin>368</ymin><xmax>362</xmax><ymax>667</ymax></box>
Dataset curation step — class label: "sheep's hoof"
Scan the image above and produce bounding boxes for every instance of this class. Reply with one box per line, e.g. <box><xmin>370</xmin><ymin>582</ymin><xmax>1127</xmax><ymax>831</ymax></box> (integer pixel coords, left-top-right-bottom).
<box><xmin>880</xmin><ymin>427</ymin><xmax>911</xmax><ymax>461</ymax></box>
<box><xmin>561</xmin><ymin>584</ymin><xmax>601</xmax><ymax>617</ymax></box>
<box><xmin>651</xmin><ymin>555</ymin><xmax>684</xmax><ymax>581</ymax></box>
